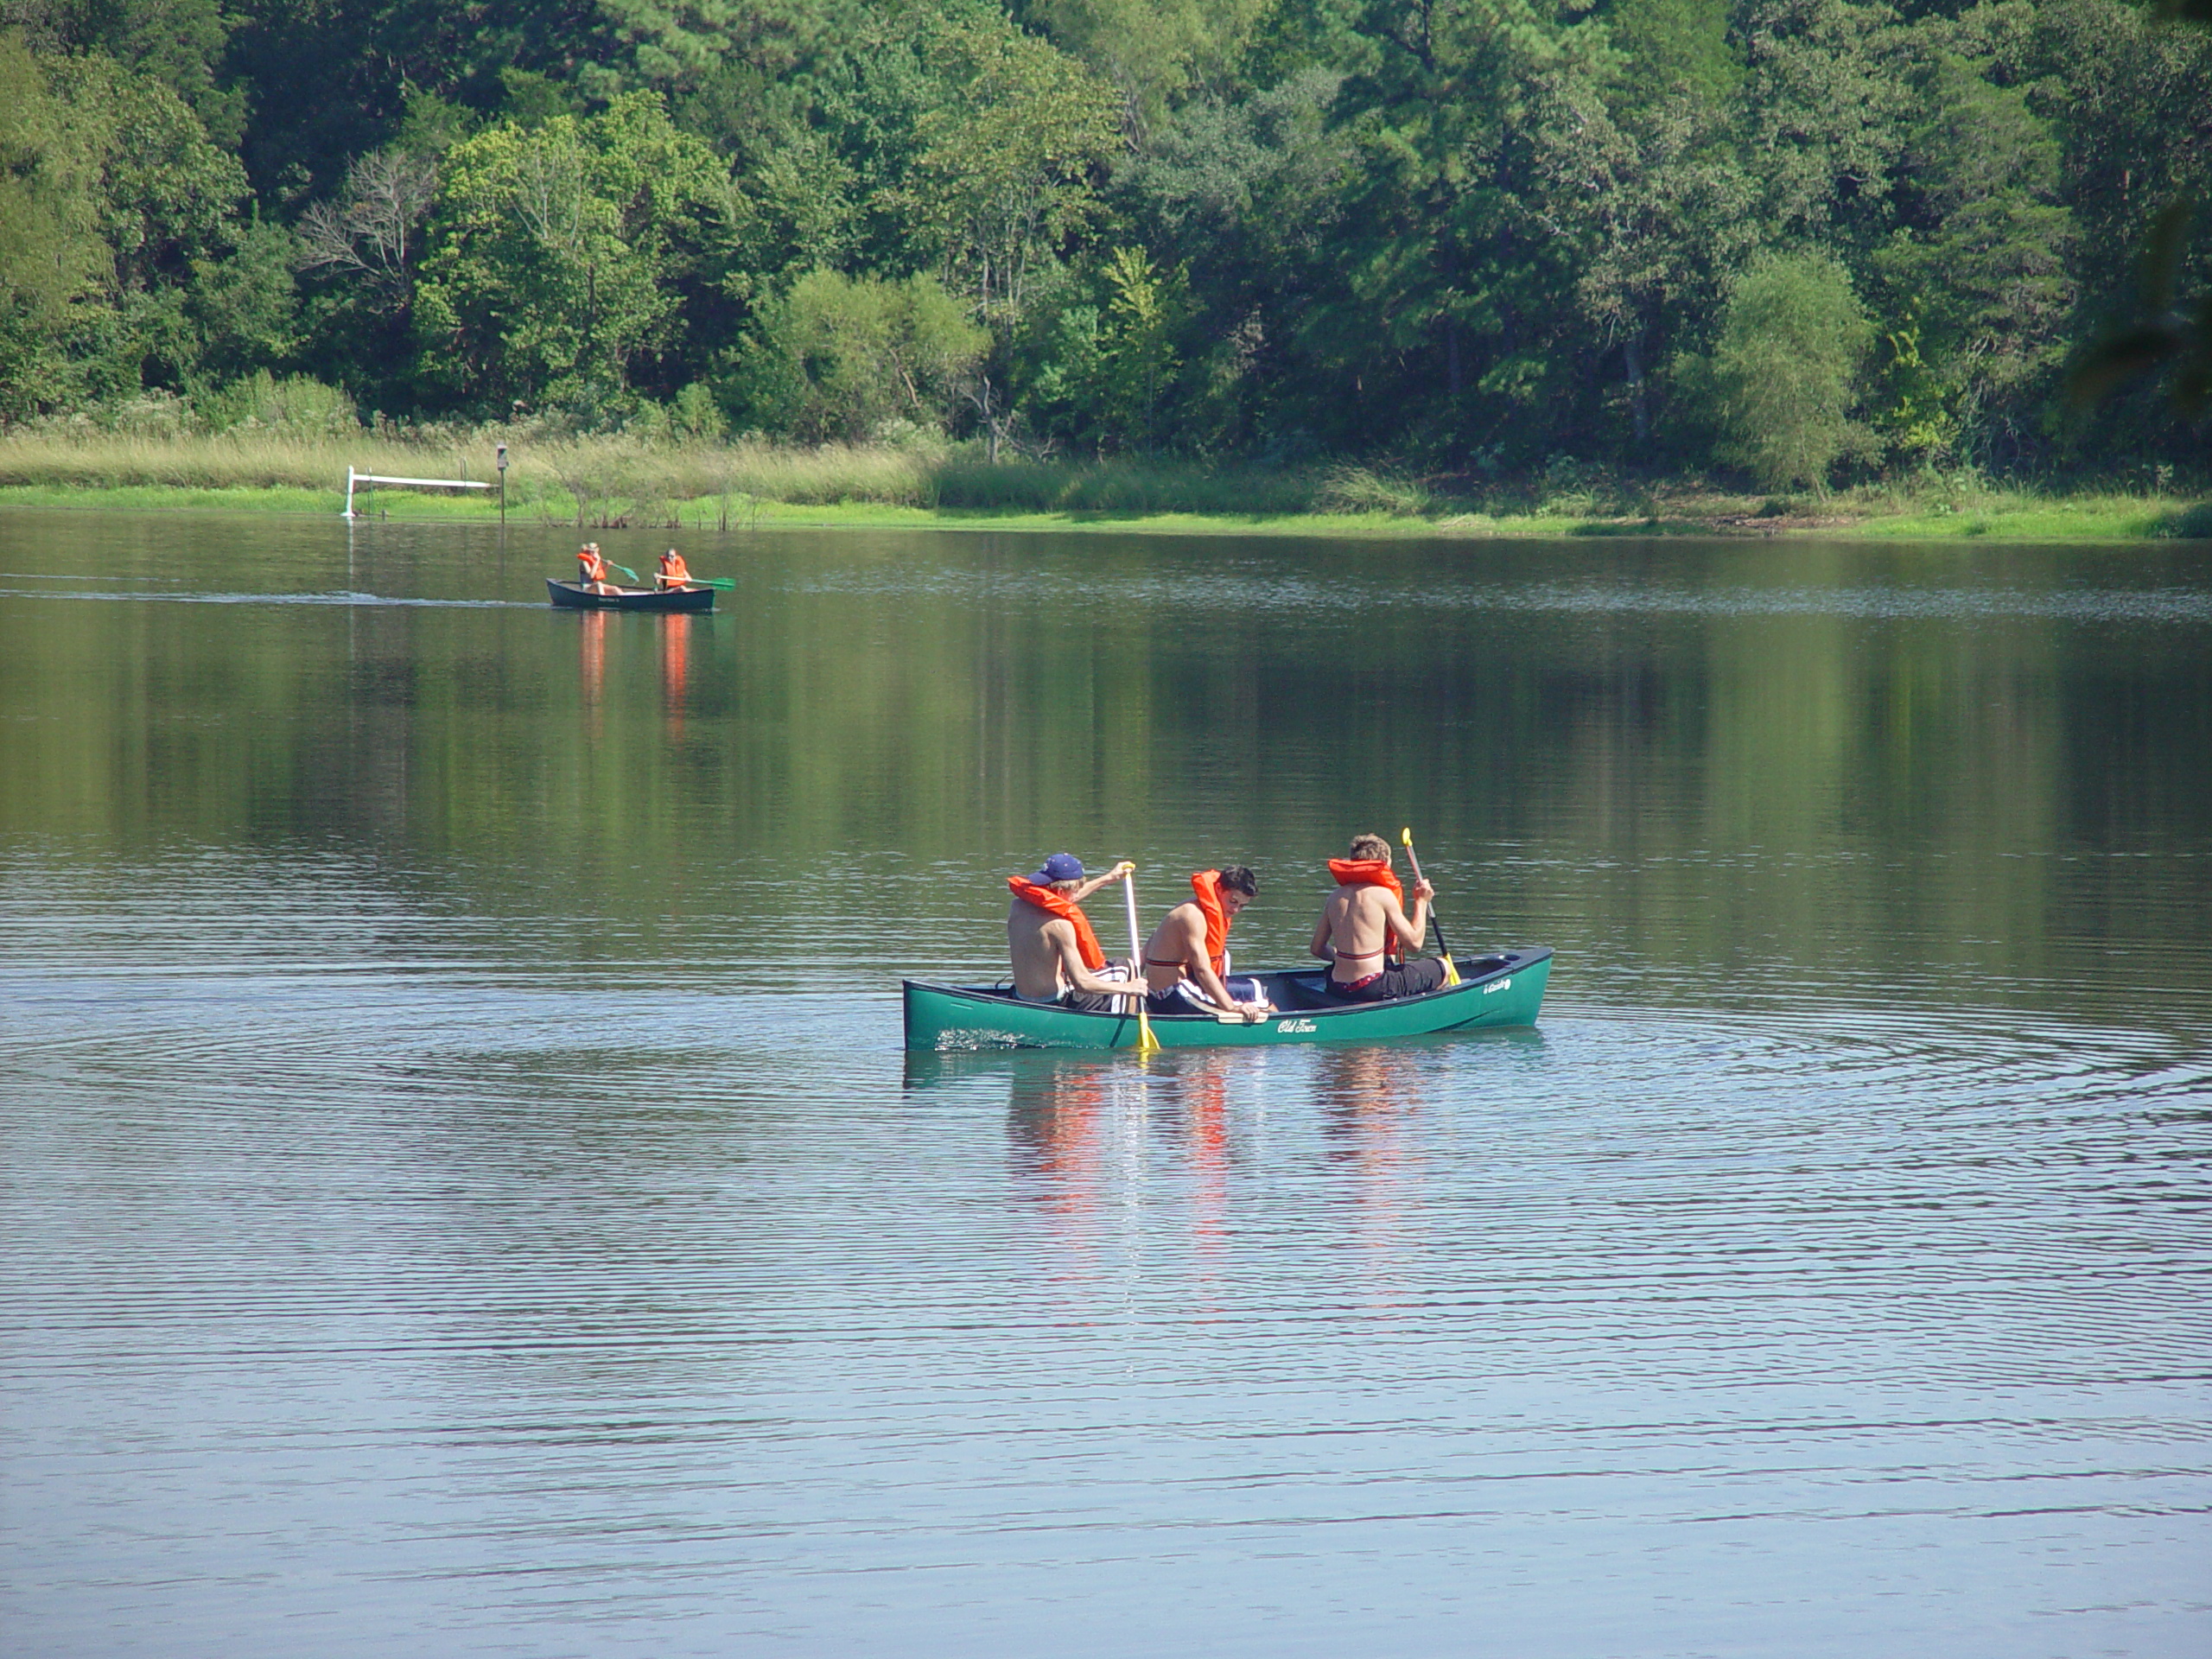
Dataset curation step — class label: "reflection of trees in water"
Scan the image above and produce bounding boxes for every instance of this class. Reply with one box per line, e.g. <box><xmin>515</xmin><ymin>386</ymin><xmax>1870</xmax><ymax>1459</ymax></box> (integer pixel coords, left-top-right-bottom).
<box><xmin>6</xmin><ymin>531</ymin><xmax>2210</xmax><ymax>1016</ymax></box>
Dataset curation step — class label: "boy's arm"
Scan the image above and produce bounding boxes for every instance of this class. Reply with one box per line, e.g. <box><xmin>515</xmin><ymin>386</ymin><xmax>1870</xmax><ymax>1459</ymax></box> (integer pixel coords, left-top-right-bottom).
<box><xmin>1385</xmin><ymin>893</ymin><xmax>1429</xmax><ymax>953</ymax></box>
<box><xmin>1056</xmin><ymin>927</ymin><xmax>1135</xmax><ymax>996</ymax></box>
<box><xmin>1185</xmin><ymin>916</ymin><xmax>1266</xmax><ymax>1015</ymax></box>
<box><xmin>1068</xmin><ymin>861</ymin><xmax>1134</xmax><ymax>905</ymax></box>
<box><xmin>1186</xmin><ymin>960</ymin><xmax>1260</xmax><ymax>1015</ymax></box>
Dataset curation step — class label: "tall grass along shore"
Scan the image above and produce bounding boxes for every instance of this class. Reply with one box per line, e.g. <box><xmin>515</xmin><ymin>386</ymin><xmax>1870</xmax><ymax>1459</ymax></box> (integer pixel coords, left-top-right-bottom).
<box><xmin>0</xmin><ymin>427</ymin><xmax>2204</xmax><ymax>542</ymax></box>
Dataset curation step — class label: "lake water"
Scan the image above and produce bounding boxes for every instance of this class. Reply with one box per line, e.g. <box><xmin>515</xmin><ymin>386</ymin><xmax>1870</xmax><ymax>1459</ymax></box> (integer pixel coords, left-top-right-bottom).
<box><xmin>3</xmin><ymin>509</ymin><xmax>2209</xmax><ymax>1657</ymax></box>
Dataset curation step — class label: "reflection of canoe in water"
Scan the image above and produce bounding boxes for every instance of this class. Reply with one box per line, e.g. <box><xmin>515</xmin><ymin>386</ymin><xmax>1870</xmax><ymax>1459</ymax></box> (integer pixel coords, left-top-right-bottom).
<box><xmin>902</xmin><ymin>948</ymin><xmax>1551</xmax><ymax>1051</ymax></box>
<box><xmin>546</xmin><ymin>578</ymin><xmax>714</xmax><ymax>612</ymax></box>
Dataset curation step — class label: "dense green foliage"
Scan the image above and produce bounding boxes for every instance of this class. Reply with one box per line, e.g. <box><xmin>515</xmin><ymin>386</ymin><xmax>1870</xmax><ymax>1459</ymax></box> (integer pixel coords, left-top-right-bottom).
<box><xmin>1</xmin><ymin>0</ymin><xmax>2206</xmax><ymax>484</ymax></box>
<box><xmin>1695</xmin><ymin>250</ymin><xmax>1875</xmax><ymax>489</ymax></box>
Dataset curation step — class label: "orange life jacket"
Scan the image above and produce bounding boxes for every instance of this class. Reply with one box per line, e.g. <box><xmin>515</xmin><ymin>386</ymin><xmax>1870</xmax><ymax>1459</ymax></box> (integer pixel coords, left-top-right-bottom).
<box><xmin>1008</xmin><ymin>877</ymin><xmax>1106</xmax><ymax>970</ymax></box>
<box><xmin>578</xmin><ymin>548</ymin><xmax>608</xmax><ymax>583</ymax></box>
<box><xmin>1191</xmin><ymin>869</ymin><xmax>1232</xmax><ymax>977</ymax></box>
<box><xmin>1327</xmin><ymin>857</ymin><xmax>1404</xmax><ymax>963</ymax></box>
<box><xmin>658</xmin><ymin>550</ymin><xmax>690</xmax><ymax>584</ymax></box>
<box><xmin>1328</xmin><ymin>858</ymin><xmax>1403</xmax><ymax>903</ymax></box>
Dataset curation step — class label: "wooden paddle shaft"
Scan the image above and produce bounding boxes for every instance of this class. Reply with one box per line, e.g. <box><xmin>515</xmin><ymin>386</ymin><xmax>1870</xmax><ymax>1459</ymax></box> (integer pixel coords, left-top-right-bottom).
<box><xmin>1401</xmin><ymin>830</ymin><xmax>1452</xmax><ymax>961</ymax></box>
<box><xmin>1122</xmin><ymin>869</ymin><xmax>1159</xmax><ymax>1047</ymax></box>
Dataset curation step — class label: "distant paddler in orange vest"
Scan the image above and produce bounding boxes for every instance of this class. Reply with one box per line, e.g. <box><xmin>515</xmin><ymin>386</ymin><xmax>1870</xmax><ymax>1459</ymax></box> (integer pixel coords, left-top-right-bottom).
<box><xmin>1142</xmin><ymin>866</ymin><xmax>1271</xmax><ymax>1020</ymax></box>
<box><xmin>576</xmin><ymin>542</ymin><xmax>619</xmax><ymax>594</ymax></box>
<box><xmin>655</xmin><ymin>547</ymin><xmax>694</xmax><ymax>590</ymax></box>
<box><xmin>1007</xmin><ymin>853</ymin><xmax>1141</xmax><ymax>1011</ymax></box>
<box><xmin>1310</xmin><ymin>832</ymin><xmax>1440</xmax><ymax>1001</ymax></box>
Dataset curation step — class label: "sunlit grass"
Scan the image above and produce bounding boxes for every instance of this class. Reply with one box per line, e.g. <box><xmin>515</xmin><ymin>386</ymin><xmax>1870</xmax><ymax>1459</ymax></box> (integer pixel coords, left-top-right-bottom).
<box><xmin>0</xmin><ymin>428</ymin><xmax>2202</xmax><ymax>540</ymax></box>
<box><xmin>0</xmin><ymin>429</ymin><xmax>399</xmax><ymax>492</ymax></box>
<box><xmin>0</xmin><ymin>429</ymin><xmax>1315</xmax><ymax>519</ymax></box>
<box><xmin>1832</xmin><ymin>494</ymin><xmax>2196</xmax><ymax>542</ymax></box>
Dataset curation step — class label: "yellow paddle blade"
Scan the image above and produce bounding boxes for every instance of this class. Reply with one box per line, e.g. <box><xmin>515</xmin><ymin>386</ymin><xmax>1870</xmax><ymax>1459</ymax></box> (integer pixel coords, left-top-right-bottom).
<box><xmin>1137</xmin><ymin>1010</ymin><xmax>1160</xmax><ymax>1053</ymax></box>
<box><xmin>1442</xmin><ymin>955</ymin><xmax>1461</xmax><ymax>987</ymax></box>
<box><xmin>1401</xmin><ymin>826</ymin><xmax>1413</xmax><ymax>847</ymax></box>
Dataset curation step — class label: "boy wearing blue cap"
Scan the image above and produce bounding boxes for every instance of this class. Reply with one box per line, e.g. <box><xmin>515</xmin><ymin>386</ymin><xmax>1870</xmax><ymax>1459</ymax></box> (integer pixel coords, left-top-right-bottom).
<box><xmin>1007</xmin><ymin>853</ymin><xmax>1139</xmax><ymax>1011</ymax></box>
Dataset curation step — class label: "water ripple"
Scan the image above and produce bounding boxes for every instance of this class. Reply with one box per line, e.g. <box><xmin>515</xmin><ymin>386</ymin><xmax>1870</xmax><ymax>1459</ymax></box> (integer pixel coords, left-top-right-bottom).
<box><xmin>0</xmin><ymin>587</ymin><xmax>531</xmax><ymax>607</ymax></box>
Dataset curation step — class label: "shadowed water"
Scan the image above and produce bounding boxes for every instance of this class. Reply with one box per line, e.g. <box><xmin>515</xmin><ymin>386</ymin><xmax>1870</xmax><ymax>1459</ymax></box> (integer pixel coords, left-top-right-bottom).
<box><xmin>3</xmin><ymin>511</ymin><xmax>2209</xmax><ymax>1656</ymax></box>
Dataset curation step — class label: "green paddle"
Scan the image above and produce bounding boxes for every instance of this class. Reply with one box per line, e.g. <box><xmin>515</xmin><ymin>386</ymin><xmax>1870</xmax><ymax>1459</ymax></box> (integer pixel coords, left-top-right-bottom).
<box><xmin>653</xmin><ymin>554</ymin><xmax>732</xmax><ymax>589</ymax></box>
<box><xmin>600</xmin><ymin>561</ymin><xmax>731</xmax><ymax>588</ymax></box>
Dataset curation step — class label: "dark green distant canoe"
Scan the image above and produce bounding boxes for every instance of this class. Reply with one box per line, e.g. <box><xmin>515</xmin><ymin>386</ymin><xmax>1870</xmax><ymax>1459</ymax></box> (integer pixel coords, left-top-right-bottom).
<box><xmin>547</xmin><ymin>578</ymin><xmax>714</xmax><ymax>612</ymax></box>
<box><xmin>902</xmin><ymin>948</ymin><xmax>1552</xmax><ymax>1051</ymax></box>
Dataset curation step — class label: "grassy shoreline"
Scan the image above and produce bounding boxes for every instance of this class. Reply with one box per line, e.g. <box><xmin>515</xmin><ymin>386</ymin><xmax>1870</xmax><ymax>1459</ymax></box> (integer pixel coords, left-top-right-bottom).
<box><xmin>1</xmin><ymin>430</ymin><xmax>2205</xmax><ymax>542</ymax></box>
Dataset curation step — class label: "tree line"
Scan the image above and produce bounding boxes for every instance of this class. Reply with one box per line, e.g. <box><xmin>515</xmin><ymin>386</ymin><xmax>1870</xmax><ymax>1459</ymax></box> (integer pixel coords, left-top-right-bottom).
<box><xmin>1</xmin><ymin>0</ymin><xmax>2206</xmax><ymax>488</ymax></box>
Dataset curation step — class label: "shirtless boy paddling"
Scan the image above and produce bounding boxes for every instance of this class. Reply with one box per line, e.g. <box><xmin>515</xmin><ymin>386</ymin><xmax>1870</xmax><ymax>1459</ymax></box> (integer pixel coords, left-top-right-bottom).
<box><xmin>1007</xmin><ymin>853</ymin><xmax>1139</xmax><ymax>1012</ymax></box>
<box><xmin>1310</xmin><ymin>833</ymin><xmax>1446</xmax><ymax>1001</ymax></box>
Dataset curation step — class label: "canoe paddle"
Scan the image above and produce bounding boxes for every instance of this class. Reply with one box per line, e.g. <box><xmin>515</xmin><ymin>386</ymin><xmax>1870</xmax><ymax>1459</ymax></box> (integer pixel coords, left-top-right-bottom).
<box><xmin>610</xmin><ymin>550</ymin><xmax>732</xmax><ymax>588</ymax></box>
<box><xmin>1121</xmin><ymin>868</ymin><xmax>1161</xmax><ymax>1054</ymax></box>
<box><xmin>1400</xmin><ymin>827</ymin><xmax>1461</xmax><ymax>986</ymax></box>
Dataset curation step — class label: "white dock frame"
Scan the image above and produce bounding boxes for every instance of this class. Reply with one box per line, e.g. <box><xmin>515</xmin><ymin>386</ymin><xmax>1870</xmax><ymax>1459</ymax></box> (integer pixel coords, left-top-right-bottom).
<box><xmin>343</xmin><ymin>466</ymin><xmax>493</xmax><ymax>518</ymax></box>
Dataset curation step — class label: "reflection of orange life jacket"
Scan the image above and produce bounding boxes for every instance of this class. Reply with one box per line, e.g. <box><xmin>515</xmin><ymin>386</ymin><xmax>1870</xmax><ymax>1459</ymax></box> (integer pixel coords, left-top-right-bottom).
<box><xmin>1191</xmin><ymin>870</ymin><xmax>1232</xmax><ymax>977</ymax></box>
<box><xmin>578</xmin><ymin>549</ymin><xmax>608</xmax><ymax>583</ymax></box>
<box><xmin>1328</xmin><ymin>858</ymin><xmax>1405</xmax><ymax>963</ymax></box>
<box><xmin>658</xmin><ymin>551</ymin><xmax>690</xmax><ymax>584</ymax></box>
<box><xmin>1008</xmin><ymin>877</ymin><xmax>1106</xmax><ymax>970</ymax></box>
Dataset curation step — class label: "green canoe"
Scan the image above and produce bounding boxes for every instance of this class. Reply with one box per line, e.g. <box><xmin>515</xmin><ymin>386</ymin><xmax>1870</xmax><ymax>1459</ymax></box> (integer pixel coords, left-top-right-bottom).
<box><xmin>902</xmin><ymin>948</ymin><xmax>1552</xmax><ymax>1052</ymax></box>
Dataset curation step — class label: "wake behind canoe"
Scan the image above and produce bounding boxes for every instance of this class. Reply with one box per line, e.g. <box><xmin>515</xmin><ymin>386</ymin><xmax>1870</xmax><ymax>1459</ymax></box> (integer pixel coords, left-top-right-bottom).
<box><xmin>547</xmin><ymin>578</ymin><xmax>714</xmax><ymax>612</ymax></box>
<box><xmin>902</xmin><ymin>948</ymin><xmax>1551</xmax><ymax>1051</ymax></box>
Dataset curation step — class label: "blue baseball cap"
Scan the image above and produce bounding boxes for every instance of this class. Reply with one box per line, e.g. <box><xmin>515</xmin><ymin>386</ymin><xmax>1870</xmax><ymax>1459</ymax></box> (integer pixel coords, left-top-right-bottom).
<box><xmin>1029</xmin><ymin>853</ymin><xmax>1085</xmax><ymax>884</ymax></box>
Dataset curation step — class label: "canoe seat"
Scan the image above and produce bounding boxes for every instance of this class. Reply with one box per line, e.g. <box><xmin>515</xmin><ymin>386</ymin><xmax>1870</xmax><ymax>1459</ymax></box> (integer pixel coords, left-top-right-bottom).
<box><xmin>1269</xmin><ymin>972</ymin><xmax>1338</xmax><ymax>1012</ymax></box>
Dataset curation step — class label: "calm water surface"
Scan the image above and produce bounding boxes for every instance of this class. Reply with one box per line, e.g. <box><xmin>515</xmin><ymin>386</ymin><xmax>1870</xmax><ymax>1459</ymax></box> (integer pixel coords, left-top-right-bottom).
<box><xmin>3</xmin><ymin>511</ymin><xmax>2209</xmax><ymax>1656</ymax></box>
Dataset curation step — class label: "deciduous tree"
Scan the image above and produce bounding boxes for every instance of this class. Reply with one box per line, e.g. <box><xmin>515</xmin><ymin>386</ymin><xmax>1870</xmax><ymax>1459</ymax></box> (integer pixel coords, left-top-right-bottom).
<box><xmin>412</xmin><ymin>94</ymin><xmax>737</xmax><ymax>417</ymax></box>
<box><xmin>1698</xmin><ymin>249</ymin><xmax>1876</xmax><ymax>490</ymax></box>
<box><xmin>732</xmin><ymin>268</ymin><xmax>986</xmax><ymax>440</ymax></box>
